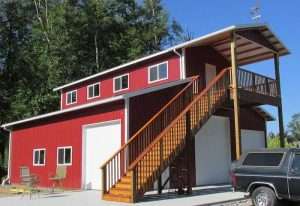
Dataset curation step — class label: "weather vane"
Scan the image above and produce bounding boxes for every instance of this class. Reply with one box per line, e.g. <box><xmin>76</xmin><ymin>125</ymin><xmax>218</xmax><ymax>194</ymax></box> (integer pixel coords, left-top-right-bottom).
<box><xmin>250</xmin><ymin>0</ymin><xmax>262</xmax><ymax>22</ymax></box>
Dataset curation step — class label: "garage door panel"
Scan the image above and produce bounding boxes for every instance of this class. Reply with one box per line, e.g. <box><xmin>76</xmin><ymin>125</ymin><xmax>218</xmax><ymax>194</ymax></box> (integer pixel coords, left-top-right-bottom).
<box><xmin>195</xmin><ymin>116</ymin><xmax>231</xmax><ymax>186</ymax></box>
<box><xmin>83</xmin><ymin>120</ymin><xmax>121</xmax><ymax>190</ymax></box>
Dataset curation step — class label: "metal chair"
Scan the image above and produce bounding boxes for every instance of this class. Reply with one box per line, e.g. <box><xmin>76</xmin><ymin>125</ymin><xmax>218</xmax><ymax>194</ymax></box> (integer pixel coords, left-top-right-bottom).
<box><xmin>19</xmin><ymin>166</ymin><xmax>40</xmax><ymax>199</ymax></box>
<box><xmin>49</xmin><ymin>166</ymin><xmax>67</xmax><ymax>192</ymax></box>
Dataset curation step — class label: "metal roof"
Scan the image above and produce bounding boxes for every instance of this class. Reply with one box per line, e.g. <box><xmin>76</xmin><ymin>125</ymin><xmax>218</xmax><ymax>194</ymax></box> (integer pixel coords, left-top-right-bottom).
<box><xmin>53</xmin><ymin>24</ymin><xmax>290</xmax><ymax>91</ymax></box>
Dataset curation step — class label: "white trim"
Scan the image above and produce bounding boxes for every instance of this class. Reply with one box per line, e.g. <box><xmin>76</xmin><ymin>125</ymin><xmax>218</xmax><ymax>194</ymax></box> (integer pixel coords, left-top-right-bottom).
<box><xmin>66</xmin><ymin>90</ymin><xmax>77</xmax><ymax>105</ymax></box>
<box><xmin>124</xmin><ymin>98</ymin><xmax>129</xmax><ymax>143</ymax></box>
<box><xmin>33</xmin><ymin>148</ymin><xmax>46</xmax><ymax>166</ymax></box>
<box><xmin>87</xmin><ymin>82</ymin><xmax>101</xmax><ymax>100</ymax></box>
<box><xmin>182</xmin><ymin>48</ymin><xmax>186</xmax><ymax>79</ymax></box>
<box><xmin>54</xmin><ymin>24</ymin><xmax>289</xmax><ymax>92</ymax></box>
<box><xmin>81</xmin><ymin>119</ymin><xmax>121</xmax><ymax>189</ymax></box>
<box><xmin>113</xmin><ymin>73</ymin><xmax>129</xmax><ymax>93</ymax></box>
<box><xmin>2</xmin><ymin>78</ymin><xmax>191</xmax><ymax>128</ymax></box>
<box><xmin>60</xmin><ymin>91</ymin><xmax>63</xmax><ymax>110</ymax></box>
<box><xmin>148</xmin><ymin>61</ymin><xmax>169</xmax><ymax>84</ymax></box>
<box><xmin>57</xmin><ymin>146</ymin><xmax>73</xmax><ymax>166</ymax></box>
<box><xmin>7</xmin><ymin>132</ymin><xmax>12</xmax><ymax>181</ymax></box>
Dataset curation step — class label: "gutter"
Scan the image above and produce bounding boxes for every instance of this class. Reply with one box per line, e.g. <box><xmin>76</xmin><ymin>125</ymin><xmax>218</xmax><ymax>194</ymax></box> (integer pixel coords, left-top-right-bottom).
<box><xmin>1</xmin><ymin>127</ymin><xmax>11</xmax><ymax>185</ymax></box>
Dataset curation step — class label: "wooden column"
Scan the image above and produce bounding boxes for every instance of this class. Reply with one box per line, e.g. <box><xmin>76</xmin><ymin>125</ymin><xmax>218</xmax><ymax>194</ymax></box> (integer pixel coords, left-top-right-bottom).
<box><xmin>230</xmin><ymin>33</ymin><xmax>241</xmax><ymax>159</ymax></box>
<box><xmin>274</xmin><ymin>54</ymin><xmax>285</xmax><ymax>147</ymax></box>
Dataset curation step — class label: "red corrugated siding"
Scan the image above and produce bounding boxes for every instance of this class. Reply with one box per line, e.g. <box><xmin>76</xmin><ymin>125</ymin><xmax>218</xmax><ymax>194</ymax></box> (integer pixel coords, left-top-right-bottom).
<box><xmin>61</xmin><ymin>53</ymin><xmax>181</xmax><ymax>109</ymax></box>
<box><xmin>10</xmin><ymin>101</ymin><xmax>125</xmax><ymax>189</ymax></box>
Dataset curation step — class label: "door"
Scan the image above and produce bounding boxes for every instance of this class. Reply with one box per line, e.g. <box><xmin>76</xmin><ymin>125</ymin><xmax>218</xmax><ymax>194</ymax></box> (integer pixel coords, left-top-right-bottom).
<box><xmin>289</xmin><ymin>152</ymin><xmax>300</xmax><ymax>200</ymax></box>
<box><xmin>205</xmin><ymin>63</ymin><xmax>217</xmax><ymax>86</ymax></box>
<box><xmin>83</xmin><ymin>120</ymin><xmax>121</xmax><ymax>190</ymax></box>
<box><xmin>195</xmin><ymin>116</ymin><xmax>231</xmax><ymax>185</ymax></box>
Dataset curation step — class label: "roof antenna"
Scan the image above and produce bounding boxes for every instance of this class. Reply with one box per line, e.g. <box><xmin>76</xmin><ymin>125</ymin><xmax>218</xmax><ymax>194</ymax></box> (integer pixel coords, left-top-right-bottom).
<box><xmin>250</xmin><ymin>0</ymin><xmax>262</xmax><ymax>22</ymax></box>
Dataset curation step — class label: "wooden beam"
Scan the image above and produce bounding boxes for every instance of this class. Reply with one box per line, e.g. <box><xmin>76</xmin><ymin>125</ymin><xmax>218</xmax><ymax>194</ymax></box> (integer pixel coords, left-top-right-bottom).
<box><xmin>274</xmin><ymin>54</ymin><xmax>285</xmax><ymax>148</ymax></box>
<box><xmin>236</xmin><ymin>30</ymin><xmax>277</xmax><ymax>53</ymax></box>
<box><xmin>230</xmin><ymin>33</ymin><xmax>241</xmax><ymax>160</ymax></box>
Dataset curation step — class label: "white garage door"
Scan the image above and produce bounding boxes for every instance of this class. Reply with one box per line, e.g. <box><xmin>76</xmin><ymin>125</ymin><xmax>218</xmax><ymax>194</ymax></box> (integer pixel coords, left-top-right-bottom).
<box><xmin>82</xmin><ymin>120</ymin><xmax>121</xmax><ymax>190</ymax></box>
<box><xmin>241</xmin><ymin>129</ymin><xmax>265</xmax><ymax>154</ymax></box>
<box><xmin>195</xmin><ymin>116</ymin><xmax>231</xmax><ymax>186</ymax></box>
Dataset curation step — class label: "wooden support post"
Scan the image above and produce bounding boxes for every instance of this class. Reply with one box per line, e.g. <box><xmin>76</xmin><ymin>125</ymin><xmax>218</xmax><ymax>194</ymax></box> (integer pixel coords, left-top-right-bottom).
<box><xmin>185</xmin><ymin>111</ymin><xmax>192</xmax><ymax>194</ymax></box>
<box><xmin>274</xmin><ymin>54</ymin><xmax>285</xmax><ymax>148</ymax></box>
<box><xmin>230</xmin><ymin>33</ymin><xmax>241</xmax><ymax>159</ymax></box>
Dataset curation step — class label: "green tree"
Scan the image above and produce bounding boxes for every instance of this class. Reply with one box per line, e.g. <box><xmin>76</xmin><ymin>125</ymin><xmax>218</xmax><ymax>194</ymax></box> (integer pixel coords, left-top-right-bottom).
<box><xmin>288</xmin><ymin>113</ymin><xmax>300</xmax><ymax>140</ymax></box>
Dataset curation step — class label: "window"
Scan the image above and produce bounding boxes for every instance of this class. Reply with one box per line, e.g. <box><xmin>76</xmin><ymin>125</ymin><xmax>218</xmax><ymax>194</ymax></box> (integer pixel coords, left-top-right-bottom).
<box><xmin>243</xmin><ymin>152</ymin><xmax>284</xmax><ymax>167</ymax></box>
<box><xmin>66</xmin><ymin>90</ymin><xmax>77</xmax><ymax>105</ymax></box>
<box><xmin>87</xmin><ymin>83</ymin><xmax>100</xmax><ymax>99</ymax></box>
<box><xmin>292</xmin><ymin>153</ymin><xmax>300</xmax><ymax>173</ymax></box>
<box><xmin>57</xmin><ymin>147</ymin><xmax>72</xmax><ymax>166</ymax></box>
<box><xmin>33</xmin><ymin>149</ymin><xmax>46</xmax><ymax>166</ymax></box>
<box><xmin>148</xmin><ymin>62</ymin><xmax>168</xmax><ymax>83</ymax></box>
<box><xmin>114</xmin><ymin>74</ymin><xmax>129</xmax><ymax>92</ymax></box>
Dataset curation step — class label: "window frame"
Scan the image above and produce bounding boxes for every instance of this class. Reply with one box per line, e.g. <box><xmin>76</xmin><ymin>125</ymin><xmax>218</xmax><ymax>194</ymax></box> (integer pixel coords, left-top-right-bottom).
<box><xmin>33</xmin><ymin>148</ymin><xmax>46</xmax><ymax>166</ymax></box>
<box><xmin>87</xmin><ymin>82</ymin><xmax>100</xmax><ymax>100</ymax></box>
<box><xmin>113</xmin><ymin>73</ymin><xmax>129</xmax><ymax>93</ymax></box>
<box><xmin>291</xmin><ymin>153</ymin><xmax>300</xmax><ymax>173</ymax></box>
<box><xmin>57</xmin><ymin>146</ymin><xmax>72</xmax><ymax>166</ymax></box>
<box><xmin>66</xmin><ymin>90</ymin><xmax>77</xmax><ymax>105</ymax></box>
<box><xmin>242</xmin><ymin>152</ymin><xmax>286</xmax><ymax>168</ymax></box>
<box><xmin>148</xmin><ymin>61</ymin><xmax>169</xmax><ymax>84</ymax></box>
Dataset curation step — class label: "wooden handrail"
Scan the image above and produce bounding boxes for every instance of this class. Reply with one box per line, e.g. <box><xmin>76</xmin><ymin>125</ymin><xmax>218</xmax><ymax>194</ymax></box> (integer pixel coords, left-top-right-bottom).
<box><xmin>128</xmin><ymin>68</ymin><xmax>230</xmax><ymax>198</ymax></box>
<box><xmin>101</xmin><ymin>76</ymin><xmax>198</xmax><ymax>168</ymax></box>
<box><xmin>101</xmin><ymin>75</ymin><xmax>201</xmax><ymax>193</ymax></box>
<box><xmin>128</xmin><ymin>68</ymin><xmax>230</xmax><ymax>169</ymax></box>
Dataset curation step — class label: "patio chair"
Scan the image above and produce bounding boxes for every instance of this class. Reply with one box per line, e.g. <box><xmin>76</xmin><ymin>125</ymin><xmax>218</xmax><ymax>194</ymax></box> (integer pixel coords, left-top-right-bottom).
<box><xmin>49</xmin><ymin>166</ymin><xmax>67</xmax><ymax>192</ymax></box>
<box><xmin>19</xmin><ymin>166</ymin><xmax>40</xmax><ymax>199</ymax></box>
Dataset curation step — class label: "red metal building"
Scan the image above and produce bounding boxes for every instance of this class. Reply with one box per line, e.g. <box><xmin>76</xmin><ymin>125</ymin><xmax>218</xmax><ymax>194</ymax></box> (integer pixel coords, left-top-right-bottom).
<box><xmin>1</xmin><ymin>24</ymin><xmax>289</xmax><ymax>202</ymax></box>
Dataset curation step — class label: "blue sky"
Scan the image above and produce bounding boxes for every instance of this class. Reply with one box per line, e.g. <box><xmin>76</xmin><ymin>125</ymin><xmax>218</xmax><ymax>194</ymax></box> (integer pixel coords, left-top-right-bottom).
<box><xmin>163</xmin><ymin>0</ymin><xmax>300</xmax><ymax>134</ymax></box>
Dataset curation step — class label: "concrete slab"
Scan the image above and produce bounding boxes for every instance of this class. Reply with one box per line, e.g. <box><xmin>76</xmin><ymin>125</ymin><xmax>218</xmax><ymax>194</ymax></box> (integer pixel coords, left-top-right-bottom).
<box><xmin>0</xmin><ymin>185</ymin><xmax>247</xmax><ymax>206</ymax></box>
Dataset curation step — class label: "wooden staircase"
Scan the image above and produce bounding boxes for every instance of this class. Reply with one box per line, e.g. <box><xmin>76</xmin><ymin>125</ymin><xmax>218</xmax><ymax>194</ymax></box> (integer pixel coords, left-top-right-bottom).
<box><xmin>101</xmin><ymin>69</ymin><xmax>231</xmax><ymax>203</ymax></box>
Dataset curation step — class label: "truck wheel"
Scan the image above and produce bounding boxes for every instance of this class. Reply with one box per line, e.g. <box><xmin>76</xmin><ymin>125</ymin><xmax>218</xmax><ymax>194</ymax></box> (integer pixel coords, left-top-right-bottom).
<box><xmin>252</xmin><ymin>186</ymin><xmax>278</xmax><ymax>206</ymax></box>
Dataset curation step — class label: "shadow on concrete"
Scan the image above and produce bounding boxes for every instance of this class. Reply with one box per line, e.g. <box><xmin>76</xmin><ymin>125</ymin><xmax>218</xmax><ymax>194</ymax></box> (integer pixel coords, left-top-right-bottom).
<box><xmin>142</xmin><ymin>185</ymin><xmax>234</xmax><ymax>203</ymax></box>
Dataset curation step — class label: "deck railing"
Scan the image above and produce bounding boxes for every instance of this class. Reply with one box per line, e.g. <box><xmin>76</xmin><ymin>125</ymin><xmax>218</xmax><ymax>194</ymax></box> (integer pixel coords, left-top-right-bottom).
<box><xmin>237</xmin><ymin>68</ymin><xmax>278</xmax><ymax>97</ymax></box>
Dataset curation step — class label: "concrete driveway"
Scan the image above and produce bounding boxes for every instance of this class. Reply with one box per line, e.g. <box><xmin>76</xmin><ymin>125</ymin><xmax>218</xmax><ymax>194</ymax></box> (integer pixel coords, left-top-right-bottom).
<box><xmin>0</xmin><ymin>185</ymin><xmax>249</xmax><ymax>206</ymax></box>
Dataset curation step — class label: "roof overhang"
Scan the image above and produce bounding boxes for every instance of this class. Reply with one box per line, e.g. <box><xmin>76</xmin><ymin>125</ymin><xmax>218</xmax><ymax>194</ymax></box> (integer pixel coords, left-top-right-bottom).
<box><xmin>53</xmin><ymin>24</ymin><xmax>290</xmax><ymax>92</ymax></box>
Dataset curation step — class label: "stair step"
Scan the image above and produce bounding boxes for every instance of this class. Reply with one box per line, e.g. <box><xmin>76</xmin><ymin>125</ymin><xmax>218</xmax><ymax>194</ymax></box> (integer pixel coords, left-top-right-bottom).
<box><xmin>103</xmin><ymin>193</ymin><xmax>132</xmax><ymax>203</ymax></box>
<box><xmin>115</xmin><ymin>182</ymin><xmax>131</xmax><ymax>190</ymax></box>
<box><xmin>109</xmin><ymin>187</ymin><xmax>132</xmax><ymax>196</ymax></box>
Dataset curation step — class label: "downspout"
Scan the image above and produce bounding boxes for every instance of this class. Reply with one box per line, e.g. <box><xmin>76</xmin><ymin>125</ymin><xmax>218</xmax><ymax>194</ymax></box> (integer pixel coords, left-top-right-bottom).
<box><xmin>173</xmin><ymin>48</ymin><xmax>184</xmax><ymax>79</ymax></box>
<box><xmin>1</xmin><ymin>126</ymin><xmax>11</xmax><ymax>185</ymax></box>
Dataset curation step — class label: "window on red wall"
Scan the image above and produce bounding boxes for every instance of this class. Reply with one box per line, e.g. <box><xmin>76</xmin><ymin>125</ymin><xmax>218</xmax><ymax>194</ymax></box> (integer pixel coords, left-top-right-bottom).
<box><xmin>57</xmin><ymin>147</ymin><xmax>72</xmax><ymax>166</ymax></box>
<box><xmin>66</xmin><ymin>90</ymin><xmax>77</xmax><ymax>105</ymax></box>
<box><xmin>114</xmin><ymin>74</ymin><xmax>129</xmax><ymax>92</ymax></box>
<box><xmin>148</xmin><ymin>62</ymin><xmax>168</xmax><ymax>83</ymax></box>
<box><xmin>33</xmin><ymin>149</ymin><xmax>46</xmax><ymax>166</ymax></box>
<box><xmin>87</xmin><ymin>83</ymin><xmax>100</xmax><ymax>99</ymax></box>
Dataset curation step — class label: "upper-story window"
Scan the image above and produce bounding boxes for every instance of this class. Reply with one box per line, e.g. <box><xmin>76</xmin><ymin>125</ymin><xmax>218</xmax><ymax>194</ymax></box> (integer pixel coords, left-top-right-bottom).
<box><xmin>148</xmin><ymin>62</ymin><xmax>168</xmax><ymax>83</ymax></box>
<box><xmin>113</xmin><ymin>74</ymin><xmax>129</xmax><ymax>93</ymax></box>
<box><xmin>87</xmin><ymin>83</ymin><xmax>100</xmax><ymax>99</ymax></box>
<box><xmin>66</xmin><ymin>90</ymin><xmax>77</xmax><ymax>105</ymax></box>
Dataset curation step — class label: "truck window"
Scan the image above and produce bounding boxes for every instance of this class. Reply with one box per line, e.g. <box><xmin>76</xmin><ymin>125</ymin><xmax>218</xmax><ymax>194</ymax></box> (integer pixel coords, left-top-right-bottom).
<box><xmin>243</xmin><ymin>153</ymin><xmax>284</xmax><ymax>167</ymax></box>
<box><xmin>292</xmin><ymin>153</ymin><xmax>300</xmax><ymax>172</ymax></box>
